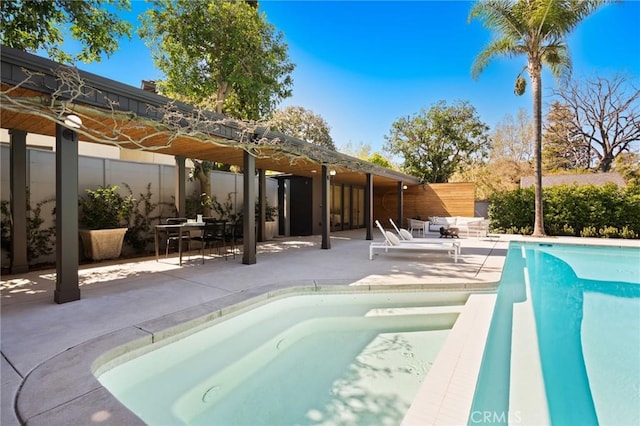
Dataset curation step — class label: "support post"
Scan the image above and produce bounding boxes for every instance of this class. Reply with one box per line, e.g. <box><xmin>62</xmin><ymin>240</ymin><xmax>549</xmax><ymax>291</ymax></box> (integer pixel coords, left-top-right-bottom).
<box><xmin>54</xmin><ymin>123</ymin><xmax>80</xmax><ymax>304</ymax></box>
<box><xmin>174</xmin><ymin>156</ymin><xmax>186</xmax><ymax>217</ymax></box>
<box><xmin>365</xmin><ymin>173</ymin><xmax>373</xmax><ymax>240</ymax></box>
<box><xmin>9</xmin><ymin>129</ymin><xmax>28</xmax><ymax>274</ymax></box>
<box><xmin>397</xmin><ymin>181</ymin><xmax>404</xmax><ymax>229</ymax></box>
<box><xmin>243</xmin><ymin>152</ymin><xmax>256</xmax><ymax>264</ymax></box>
<box><xmin>321</xmin><ymin>166</ymin><xmax>331</xmax><ymax>249</ymax></box>
<box><xmin>257</xmin><ymin>169</ymin><xmax>266</xmax><ymax>242</ymax></box>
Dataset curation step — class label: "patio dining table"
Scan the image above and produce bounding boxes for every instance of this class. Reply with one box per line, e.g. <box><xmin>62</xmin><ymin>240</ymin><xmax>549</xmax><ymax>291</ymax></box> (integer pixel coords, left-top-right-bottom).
<box><xmin>154</xmin><ymin>222</ymin><xmax>205</xmax><ymax>266</ymax></box>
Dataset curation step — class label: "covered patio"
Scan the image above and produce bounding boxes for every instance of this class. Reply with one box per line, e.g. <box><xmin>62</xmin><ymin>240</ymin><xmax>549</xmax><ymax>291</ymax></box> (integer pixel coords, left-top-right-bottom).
<box><xmin>1</xmin><ymin>47</ymin><xmax>419</xmax><ymax>304</ymax></box>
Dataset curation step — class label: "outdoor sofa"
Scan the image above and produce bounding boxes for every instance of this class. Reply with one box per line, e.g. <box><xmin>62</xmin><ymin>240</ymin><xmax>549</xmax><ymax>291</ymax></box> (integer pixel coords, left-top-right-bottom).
<box><xmin>427</xmin><ymin>216</ymin><xmax>489</xmax><ymax>237</ymax></box>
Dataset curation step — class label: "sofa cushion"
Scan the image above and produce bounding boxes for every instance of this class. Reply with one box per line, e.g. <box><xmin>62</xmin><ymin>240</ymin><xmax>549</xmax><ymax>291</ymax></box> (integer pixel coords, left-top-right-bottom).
<box><xmin>430</xmin><ymin>216</ymin><xmax>457</xmax><ymax>226</ymax></box>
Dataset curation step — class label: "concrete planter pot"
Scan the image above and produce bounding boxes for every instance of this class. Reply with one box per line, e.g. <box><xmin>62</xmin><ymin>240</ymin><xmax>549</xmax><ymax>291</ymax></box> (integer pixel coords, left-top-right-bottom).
<box><xmin>265</xmin><ymin>221</ymin><xmax>277</xmax><ymax>241</ymax></box>
<box><xmin>79</xmin><ymin>228</ymin><xmax>128</xmax><ymax>261</ymax></box>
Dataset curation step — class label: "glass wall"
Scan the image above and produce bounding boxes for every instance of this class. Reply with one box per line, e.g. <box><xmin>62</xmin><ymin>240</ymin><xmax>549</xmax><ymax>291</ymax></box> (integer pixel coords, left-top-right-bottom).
<box><xmin>331</xmin><ymin>184</ymin><xmax>342</xmax><ymax>231</ymax></box>
<box><xmin>329</xmin><ymin>184</ymin><xmax>365</xmax><ymax>230</ymax></box>
<box><xmin>343</xmin><ymin>185</ymin><xmax>351</xmax><ymax>229</ymax></box>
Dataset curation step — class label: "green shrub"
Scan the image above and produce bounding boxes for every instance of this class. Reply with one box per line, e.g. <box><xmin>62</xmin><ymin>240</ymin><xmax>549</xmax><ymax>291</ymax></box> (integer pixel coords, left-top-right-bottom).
<box><xmin>79</xmin><ymin>185</ymin><xmax>134</xmax><ymax>229</ymax></box>
<box><xmin>1</xmin><ymin>194</ymin><xmax>56</xmax><ymax>262</ymax></box>
<box><xmin>489</xmin><ymin>188</ymin><xmax>534</xmax><ymax>233</ymax></box>
<box><xmin>122</xmin><ymin>183</ymin><xmax>160</xmax><ymax>253</ymax></box>
<box><xmin>547</xmin><ymin>223</ymin><xmax>575</xmax><ymax>236</ymax></box>
<box><xmin>580</xmin><ymin>226</ymin><xmax>598</xmax><ymax>238</ymax></box>
<box><xmin>620</xmin><ymin>226</ymin><xmax>638</xmax><ymax>239</ymax></box>
<box><xmin>599</xmin><ymin>226</ymin><xmax>621</xmax><ymax>238</ymax></box>
<box><xmin>489</xmin><ymin>182</ymin><xmax>640</xmax><ymax>239</ymax></box>
<box><xmin>185</xmin><ymin>191</ymin><xmax>212</xmax><ymax>219</ymax></box>
<box><xmin>504</xmin><ymin>226</ymin><xmax>519</xmax><ymax>234</ymax></box>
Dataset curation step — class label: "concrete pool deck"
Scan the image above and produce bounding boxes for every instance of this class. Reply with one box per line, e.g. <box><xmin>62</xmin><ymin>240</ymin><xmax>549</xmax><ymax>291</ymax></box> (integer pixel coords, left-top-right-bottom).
<box><xmin>2</xmin><ymin>229</ymin><xmax>511</xmax><ymax>425</ymax></box>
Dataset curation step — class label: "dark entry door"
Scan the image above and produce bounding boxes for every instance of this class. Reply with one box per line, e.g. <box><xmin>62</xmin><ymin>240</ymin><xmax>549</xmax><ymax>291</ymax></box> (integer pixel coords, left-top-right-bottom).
<box><xmin>289</xmin><ymin>177</ymin><xmax>313</xmax><ymax>236</ymax></box>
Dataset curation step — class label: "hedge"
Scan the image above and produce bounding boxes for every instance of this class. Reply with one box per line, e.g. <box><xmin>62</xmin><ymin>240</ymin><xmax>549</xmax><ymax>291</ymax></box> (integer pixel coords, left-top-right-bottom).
<box><xmin>489</xmin><ymin>183</ymin><xmax>640</xmax><ymax>239</ymax></box>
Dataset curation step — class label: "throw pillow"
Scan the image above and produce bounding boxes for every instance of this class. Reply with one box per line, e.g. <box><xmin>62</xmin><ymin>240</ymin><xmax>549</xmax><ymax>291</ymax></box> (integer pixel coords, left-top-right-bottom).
<box><xmin>386</xmin><ymin>231</ymin><xmax>401</xmax><ymax>246</ymax></box>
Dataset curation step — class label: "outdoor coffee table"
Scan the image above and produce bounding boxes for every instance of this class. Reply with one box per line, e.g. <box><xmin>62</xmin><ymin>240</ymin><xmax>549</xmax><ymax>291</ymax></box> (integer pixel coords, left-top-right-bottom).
<box><xmin>439</xmin><ymin>226</ymin><xmax>460</xmax><ymax>238</ymax></box>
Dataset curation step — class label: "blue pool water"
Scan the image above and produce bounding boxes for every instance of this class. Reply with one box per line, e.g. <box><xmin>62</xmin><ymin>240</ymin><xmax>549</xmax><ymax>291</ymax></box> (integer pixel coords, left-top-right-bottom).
<box><xmin>471</xmin><ymin>242</ymin><xmax>640</xmax><ymax>425</ymax></box>
<box><xmin>97</xmin><ymin>291</ymin><xmax>467</xmax><ymax>425</ymax></box>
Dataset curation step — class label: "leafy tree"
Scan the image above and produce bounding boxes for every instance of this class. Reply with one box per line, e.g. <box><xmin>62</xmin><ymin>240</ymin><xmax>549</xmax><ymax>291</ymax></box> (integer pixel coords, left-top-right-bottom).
<box><xmin>614</xmin><ymin>152</ymin><xmax>640</xmax><ymax>186</ymax></box>
<box><xmin>469</xmin><ymin>0</ymin><xmax>609</xmax><ymax>236</ymax></box>
<box><xmin>551</xmin><ymin>74</ymin><xmax>640</xmax><ymax>172</ymax></box>
<box><xmin>543</xmin><ymin>101</ymin><xmax>591</xmax><ymax>171</ymax></box>
<box><xmin>452</xmin><ymin>109</ymin><xmax>533</xmax><ymax>199</ymax></box>
<box><xmin>270</xmin><ymin>106</ymin><xmax>336</xmax><ymax>150</ymax></box>
<box><xmin>140</xmin><ymin>0</ymin><xmax>294</xmax><ymax>209</ymax></box>
<box><xmin>337</xmin><ymin>141</ymin><xmax>394</xmax><ymax>169</ymax></box>
<box><xmin>139</xmin><ymin>0</ymin><xmax>294</xmax><ymax>120</ymax></box>
<box><xmin>338</xmin><ymin>141</ymin><xmax>372</xmax><ymax>159</ymax></box>
<box><xmin>490</xmin><ymin>108</ymin><xmax>534</xmax><ymax>163</ymax></box>
<box><xmin>384</xmin><ymin>100</ymin><xmax>489</xmax><ymax>183</ymax></box>
<box><xmin>0</xmin><ymin>0</ymin><xmax>132</xmax><ymax>64</ymax></box>
<box><xmin>367</xmin><ymin>152</ymin><xmax>394</xmax><ymax>169</ymax></box>
<box><xmin>452</xmin><ymin>157</ymin><xmax>533</xmax><ymax>200</ymax></box>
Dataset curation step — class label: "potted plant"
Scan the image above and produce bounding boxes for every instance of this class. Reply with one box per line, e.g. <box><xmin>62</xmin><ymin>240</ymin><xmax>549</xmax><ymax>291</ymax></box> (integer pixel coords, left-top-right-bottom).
<box><xmin>247</xmin><ymin>198</ymin><xmax>278</xmax><ymax>240</ymax></box>
<box><xmin>264</xmin><ymin>200</ymin><xmax>278</xmax><ymax>241</ymax></box>
<box><xmin>78</xmin><ymin>185</ymin><xmax>134</xmax><ymax>261</ymax></box>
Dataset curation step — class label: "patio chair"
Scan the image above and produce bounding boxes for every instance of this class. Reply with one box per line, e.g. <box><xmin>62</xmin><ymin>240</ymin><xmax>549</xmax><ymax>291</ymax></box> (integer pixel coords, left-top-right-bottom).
<box><xmin>370</xmin><ymin>220</ymin><xmax>458</xmax><ymax>262</ymax></box>
<box><xmin>193</xmin><ymin>219</ymin><xmax>228</xmax><ymax>262</ymax></box>
<box><xmin>165</xmin><ymin>217</ymin><xmax>190</xmax><ymax>257</ymax></box>
<box><xmin>389</xmin><ymin>218</ymin><xmax>461</xmax><ymax>255</ymax></box>
<box><xmin>407</xmin><ymin>218</ymin><xmax>427</xmax><ymax>236</ymax></box>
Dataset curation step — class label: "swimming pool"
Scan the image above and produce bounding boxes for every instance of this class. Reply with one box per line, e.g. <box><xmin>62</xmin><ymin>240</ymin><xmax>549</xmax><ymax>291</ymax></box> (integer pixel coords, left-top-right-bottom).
<box><xmin>471</xmin><ymin>242</ymin><xmax>640</xmax><ymax>425</ymax></box>
<box><xmin>97</xmin><ymin>290</ymin><xmax>471</xmax><ymax>425</ymax></box>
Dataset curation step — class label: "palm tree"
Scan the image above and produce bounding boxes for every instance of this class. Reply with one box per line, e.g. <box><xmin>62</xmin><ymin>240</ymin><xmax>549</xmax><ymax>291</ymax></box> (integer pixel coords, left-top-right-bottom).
<box><xmin>469</xmin><ymin>0</ymin><xmax>609</xmax><ymax>236</ymax></box>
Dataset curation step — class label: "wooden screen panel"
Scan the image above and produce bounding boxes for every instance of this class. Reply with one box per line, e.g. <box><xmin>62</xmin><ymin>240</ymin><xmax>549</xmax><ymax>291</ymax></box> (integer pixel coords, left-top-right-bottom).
<box><xmin>374</xmin><ymin>182</ymin><xmax>476</xmax><ymax>225</ymax></box>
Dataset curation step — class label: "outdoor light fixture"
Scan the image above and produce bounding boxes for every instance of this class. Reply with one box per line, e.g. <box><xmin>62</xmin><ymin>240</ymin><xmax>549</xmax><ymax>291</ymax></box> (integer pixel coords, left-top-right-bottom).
<box><xmin>403</xmin><ymin>185</ymin><xmax>408</xmax><ymax>190</ymax></box>
<box><xmin>329</xmin><ymin>169</ymin><xmax>337</xmax><ymax>176</ymax></box>
<box><xmin>62</xmin><ymin>114</ymin><xmax>82</xmax><ymax>141</ymax></box>
<box><xmin>64</xmin><ymin>114</ymin><xmax>82</xmax><ymax>129</ymax></box>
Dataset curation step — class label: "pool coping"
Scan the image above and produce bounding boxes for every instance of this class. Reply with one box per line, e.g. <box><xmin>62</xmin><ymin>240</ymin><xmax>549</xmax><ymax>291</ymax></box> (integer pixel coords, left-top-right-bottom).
<box><xmin>402</xmin><ymin>292</ymin><xmax>498</xmax><ymax>425</ymax></box>
<box><xmin>15</xmin><ymin>281</ymin><xmax>499</xmax><ymax>425</ymax></box>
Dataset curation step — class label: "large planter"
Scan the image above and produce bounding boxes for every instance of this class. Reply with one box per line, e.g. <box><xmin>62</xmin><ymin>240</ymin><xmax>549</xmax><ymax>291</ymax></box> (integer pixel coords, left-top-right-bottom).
<box><xmin>265</xmin><ymin>221</ymin><xmax>277</xmax><ymax>241</ymax></box>
<box><xmin>79</xmin><ymin>228</ymin><xmax>128</xmax><ymax>261</ymax></box>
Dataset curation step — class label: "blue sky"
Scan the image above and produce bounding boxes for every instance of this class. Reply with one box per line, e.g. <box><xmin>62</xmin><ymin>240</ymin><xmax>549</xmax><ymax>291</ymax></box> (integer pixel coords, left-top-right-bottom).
<box><xmin>76</xmin><ymin>0</ymin><xmax>640</xmax><ymax>155</ymax></box>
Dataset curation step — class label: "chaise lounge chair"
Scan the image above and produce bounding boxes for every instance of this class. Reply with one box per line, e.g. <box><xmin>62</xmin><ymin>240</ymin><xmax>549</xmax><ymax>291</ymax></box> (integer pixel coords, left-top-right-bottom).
<box><xmin>370</xmin><ymin>220</ymin><xmax>459</xmax><ymax>262</ymax></box>
<box><xmin>388</xmin><ymin>218</ymin><xmax>461</xmax><ymax>256</ymax></box>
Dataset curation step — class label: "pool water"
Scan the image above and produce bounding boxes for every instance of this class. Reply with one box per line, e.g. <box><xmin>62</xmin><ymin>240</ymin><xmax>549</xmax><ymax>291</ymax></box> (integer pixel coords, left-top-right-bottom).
<box><xmin>98</xmin><ymin>291</ymin><xmax>468</xmax><ymax>425</ymax></box>
<box><xmin>471</xmin><ymin>242</ymin><xmax>640</xmax><ymax>425</ymax></box>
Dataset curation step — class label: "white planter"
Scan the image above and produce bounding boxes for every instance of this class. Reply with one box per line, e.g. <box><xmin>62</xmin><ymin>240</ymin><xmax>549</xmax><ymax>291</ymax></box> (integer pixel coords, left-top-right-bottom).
<box><xmin>265</xmin><ymin>221</ymin><xmax>277</xmax><ymax>241</ymax></box>
<box><xmin>79</xmin><ymin>228</ymin><xmax>128</xmax><ymax>261</ymax></box>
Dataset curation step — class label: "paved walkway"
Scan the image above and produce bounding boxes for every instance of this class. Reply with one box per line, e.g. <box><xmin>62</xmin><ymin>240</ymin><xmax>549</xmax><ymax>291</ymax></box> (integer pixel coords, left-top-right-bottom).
<box><xmin>1</xmin><ymin>229</ymin><xmax>510</xmax><ymax>425</ymax></box>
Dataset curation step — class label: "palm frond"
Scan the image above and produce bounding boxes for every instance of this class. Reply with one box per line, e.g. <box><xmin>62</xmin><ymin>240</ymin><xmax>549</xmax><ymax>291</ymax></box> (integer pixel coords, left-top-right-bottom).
<box><xmin>469</xmin><ymin>0</ymin><xmax>525</xmax><ymax>40</ymax></box>
<box><xmin>471</xmin><ymin>37</ymin><xmax>522</xmax><ymax>80</ymax></box>
<box><xmin>542</xmin><ymin>42</ymin><xmax>572</xmax><ymax>79</ymax></box>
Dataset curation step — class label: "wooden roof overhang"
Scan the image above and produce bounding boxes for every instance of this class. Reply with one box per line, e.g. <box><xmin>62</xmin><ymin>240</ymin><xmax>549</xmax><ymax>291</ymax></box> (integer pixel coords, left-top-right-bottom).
<box><xmin>1</xmin><ymin>47</ymin><xmax>419</xmax><ymax>189</ymax></box>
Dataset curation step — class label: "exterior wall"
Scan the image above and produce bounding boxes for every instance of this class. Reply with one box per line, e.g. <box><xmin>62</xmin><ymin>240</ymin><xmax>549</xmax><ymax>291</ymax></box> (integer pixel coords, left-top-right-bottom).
<box><xmin>0</xmin><ymin>144</ymin><xmax>277</xmax><ymax>266</ymax></box>
<box><xmin>374</xmin><ymin>182</ymin><xmax>476</xmax><ymax>227</ymax></box>
<box><xmin>1</xmin><ymin>129</ymin><xmax>176</xmax><ymax>164</ymax></box>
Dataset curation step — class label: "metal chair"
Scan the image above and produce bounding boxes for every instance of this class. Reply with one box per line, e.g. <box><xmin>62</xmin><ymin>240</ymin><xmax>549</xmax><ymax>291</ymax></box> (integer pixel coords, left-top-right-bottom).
<box><xmin>165</xmin><ymin>218</ymin><xmax>190</xmax><ymax>257</ymax></box>
<box><xmin>197</xmin><ymin>219</ymin><xmax>228</xmax><ymax>261</ymax></box>
<box><xmin>229</xmin><ymin>221</ymin><xmax>243</xmax><ymax>259</ymax></box>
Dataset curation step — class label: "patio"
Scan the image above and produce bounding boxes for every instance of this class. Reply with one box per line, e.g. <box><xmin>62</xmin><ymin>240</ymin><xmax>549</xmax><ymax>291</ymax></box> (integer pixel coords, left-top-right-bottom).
<box><xmin>1</xmin><ymin>229</ymin><xmax>509</xmax><ymax>425</ymax></box>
